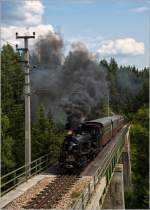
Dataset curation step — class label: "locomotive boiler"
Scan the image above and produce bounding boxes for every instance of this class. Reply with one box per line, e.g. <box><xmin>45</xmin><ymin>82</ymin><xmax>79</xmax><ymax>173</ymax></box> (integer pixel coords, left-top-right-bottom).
<box><xmin>59</xmin><ymin>115</ymin><xmax>124</xmax><ymax>172</ymax></box>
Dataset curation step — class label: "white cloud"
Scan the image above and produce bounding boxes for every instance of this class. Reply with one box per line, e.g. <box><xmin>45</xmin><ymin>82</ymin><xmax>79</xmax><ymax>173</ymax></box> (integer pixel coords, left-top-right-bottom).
<box><xmin>1</xmin><ymin>1</ymin><xmax>55</xmax><ymax>50</ymax></box>
<box><xmin>21</xmin><ymin>1</ymin><xmax>44</xmax><ymax>26</ymax></box>
<box><xmin>96</xmin><ymin>38</ymin><xmax>144</xmax><ymax>56</ymax></box>
<box><xmin>2</xmin><ymin>0</ymin><xmax>44</xmax><ymax>26</ymax></box>
<box><xmin>1</xmin><ymin>24</ymin><xmax>55</xmax><ymax>49</ymax></box>
<box><xmin>131</xmin><ymin>6</ymin><xmax>148</xmax><ymax>13</ymax></box>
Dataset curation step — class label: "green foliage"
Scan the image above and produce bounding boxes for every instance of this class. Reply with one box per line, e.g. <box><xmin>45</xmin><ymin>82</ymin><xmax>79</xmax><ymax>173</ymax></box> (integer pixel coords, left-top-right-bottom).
<box><xmin>1</xmin><ymin>114</ymin><xmax>16</xmax><ymax>173</ymax></box>
<box><xmin>100</xmin><ymin>58</ymin><xmax>120</xmax><ymax>112</ymax></box>
<box><xmin>100</xmin><ymin>58</ymin><xmax>149</xmax><ymax>208</ymax></box>
<box><xmin>1</xmin><ymin>44</ymin><xmax>25</xmax><ymax>174</ymax></box>
<box><xmin>88</xmin><ymin>100</ymin><xmax>113</xmax><ymax>119</ymax></box>
<box><xmin>125</xmin><ymin>106</ymin><xmax>149</xmax><ymax>209</ymax></box>
<box><xmin>101</xmin><ymin>59</ymin><xmax>148</xmax><ymax>115</ymax></box>
<box><xmin>71</xmin><ymin>191</ymin><xmax>81</xmax><ymax>199</ymax></box>
<box><xmin>31</xmin><ymin>106</ymin><xmax>65</xmax><ymax>163</ymax></box>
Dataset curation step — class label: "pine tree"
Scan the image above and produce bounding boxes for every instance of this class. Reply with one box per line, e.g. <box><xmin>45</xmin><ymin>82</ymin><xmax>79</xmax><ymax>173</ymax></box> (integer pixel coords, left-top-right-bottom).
<box><xmin>126</xmin><ymin>106</ymin><xmax>149</xmax><ymax>209</ymax></box>
<box><xmin>1</xmin><ymin>44</ymin><xmax>25</xmax><ymax>171</ymax></box>
<box><xmin>1</xmin><ymin>114</ymin><xmax>16</xmax><ymax>174</ymax></box>
<box><xmin>31</xmin><ymin>106</ymin><xmax>65</xmax><ymax>163</ymax></box>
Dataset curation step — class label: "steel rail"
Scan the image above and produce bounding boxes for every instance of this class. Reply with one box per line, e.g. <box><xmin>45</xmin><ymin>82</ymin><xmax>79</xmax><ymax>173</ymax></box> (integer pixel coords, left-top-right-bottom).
<box><xmin>23</xmin><ymin>175</ymin><xmax>79</xmax><ymax>209</ymax></box>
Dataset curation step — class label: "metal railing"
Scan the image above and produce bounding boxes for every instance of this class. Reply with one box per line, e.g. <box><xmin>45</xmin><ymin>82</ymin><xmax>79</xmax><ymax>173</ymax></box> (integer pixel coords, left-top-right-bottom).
<box><xmin>72</xmin><ymin>125</ymin><xmax>129</xmax><ymax>209</ymax></box>
<box><xmin>1</xmin><ymin>153</ymin><xmax>51</xmax><ymax>196</ymax></box>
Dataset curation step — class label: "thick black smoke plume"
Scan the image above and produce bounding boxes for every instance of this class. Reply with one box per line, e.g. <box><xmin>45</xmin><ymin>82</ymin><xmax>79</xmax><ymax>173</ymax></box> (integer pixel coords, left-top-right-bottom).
<box><xmin>31</xmin><ymin>32</ymin><xmax>64</xmax><ymax>67</ymax></box>
<box><xmin>31</xmin><ymin>33</ymin><xmax>108</xmax><ymax>128</ymax></box>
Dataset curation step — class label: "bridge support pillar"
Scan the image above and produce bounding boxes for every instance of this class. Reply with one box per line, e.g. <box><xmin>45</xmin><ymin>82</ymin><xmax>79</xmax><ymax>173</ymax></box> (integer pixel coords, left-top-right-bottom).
<box><xmin>102</xmin><ymin>164</ymin><xmax>125</xmax><ymax>209</ymax></box>
<box><xmin>120</xmin><ymin>127</ymin><xmax>132</xmax><ymax>192</ymax></box>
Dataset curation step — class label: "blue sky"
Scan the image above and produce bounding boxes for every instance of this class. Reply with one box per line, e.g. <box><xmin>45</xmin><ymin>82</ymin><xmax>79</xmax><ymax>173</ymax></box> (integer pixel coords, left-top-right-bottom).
<box><xmin>1</xmin><ymin>0</ymin><xmax>149</xmax><ymax>69</ymax></box>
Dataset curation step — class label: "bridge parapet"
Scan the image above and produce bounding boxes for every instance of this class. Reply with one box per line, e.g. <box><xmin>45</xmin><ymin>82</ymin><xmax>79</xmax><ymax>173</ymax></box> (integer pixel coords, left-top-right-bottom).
<box><xmin>72</xmin><ymin>125</ymin><xmax>129</xmax><ymax>209</ymax></box>
<box><xmin>1</xmin><ymin>153</ymin><xmax>51</xmax><ymax>196</ymax></box>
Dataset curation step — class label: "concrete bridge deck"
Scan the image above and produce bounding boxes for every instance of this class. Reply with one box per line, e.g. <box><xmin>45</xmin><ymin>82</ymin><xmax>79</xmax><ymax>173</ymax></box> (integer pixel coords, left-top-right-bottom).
<box><xmin>0</xmin><ymin>175</ymin><xmax>56</xmax><ymax>209</ymax></box>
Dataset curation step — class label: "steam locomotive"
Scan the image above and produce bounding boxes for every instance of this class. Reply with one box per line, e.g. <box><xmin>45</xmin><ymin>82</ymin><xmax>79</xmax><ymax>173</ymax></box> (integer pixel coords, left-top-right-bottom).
<box><xmin>59</xmin><ymin>115</ymin><xmax>124</xmax><ymax>172</ymax></box>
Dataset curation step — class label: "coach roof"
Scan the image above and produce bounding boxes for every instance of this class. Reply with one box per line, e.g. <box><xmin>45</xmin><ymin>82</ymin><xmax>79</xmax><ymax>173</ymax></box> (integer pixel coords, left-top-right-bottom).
<box><xmin>85</xmin><ymin>117</ymin><xmax>112</xmax><ymax>126</ymax></box>
<box><xmin>85</xmin><ymin>115</ymin><xmax>123</xmax><ymax>126</ymax></box>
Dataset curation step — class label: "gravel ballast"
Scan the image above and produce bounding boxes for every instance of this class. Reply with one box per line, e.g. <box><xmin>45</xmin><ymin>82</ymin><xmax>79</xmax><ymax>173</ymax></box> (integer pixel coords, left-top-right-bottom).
<box><xmin>4</xmin><ymin>176</ymin><xmax>56</xmax><ymax>209</ymax></box>
<box><xmin>3</xmin><ymin>175</ymin><xmax>92</xmax><ymax>209</ymax></box>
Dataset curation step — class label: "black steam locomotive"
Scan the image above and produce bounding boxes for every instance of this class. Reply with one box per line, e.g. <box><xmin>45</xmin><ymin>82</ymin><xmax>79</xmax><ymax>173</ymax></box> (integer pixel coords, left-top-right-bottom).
<box><xmin>59</xmin><ymin>115</ymin><xmax>124</xmax><ymax>172</ymax></box>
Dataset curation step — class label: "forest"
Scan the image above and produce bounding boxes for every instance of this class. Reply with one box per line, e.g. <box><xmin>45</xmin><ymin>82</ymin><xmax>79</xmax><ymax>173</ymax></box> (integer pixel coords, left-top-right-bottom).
<box><xmin>1</xmin><ymin>43</ymin><xmax>149</xmax><ymax>208</ymax></box>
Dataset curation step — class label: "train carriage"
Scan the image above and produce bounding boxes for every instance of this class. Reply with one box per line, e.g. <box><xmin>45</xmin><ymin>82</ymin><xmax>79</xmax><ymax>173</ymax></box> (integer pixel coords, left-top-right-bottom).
<box><xmin>85</xmin><ymin>117</ymin><xmax>112</xmax><ymax>146</ymax></box>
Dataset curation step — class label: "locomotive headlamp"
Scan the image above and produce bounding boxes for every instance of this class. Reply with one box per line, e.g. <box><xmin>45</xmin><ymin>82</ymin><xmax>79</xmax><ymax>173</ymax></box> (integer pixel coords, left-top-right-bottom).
<box><xmin>68</xmin><ymin>130</ymin><xmax>73</xmax><ymax>135</ymax></box>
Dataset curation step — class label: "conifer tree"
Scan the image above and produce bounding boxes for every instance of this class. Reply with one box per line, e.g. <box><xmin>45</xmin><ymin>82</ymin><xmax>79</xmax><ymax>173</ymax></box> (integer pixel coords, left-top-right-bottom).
<box><xmin>31</xmin><ymin>106</ymin><xmax>65</xmax><ymax>163</ymax></box>
<box><xmin>1</xmin><ymin>44</ymin><xmax>25</xmax><ymax>171</ymax></box>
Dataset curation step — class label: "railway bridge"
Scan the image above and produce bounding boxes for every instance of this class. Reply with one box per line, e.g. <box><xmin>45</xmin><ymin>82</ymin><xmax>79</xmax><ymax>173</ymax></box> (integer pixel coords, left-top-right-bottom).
<box><xmin>76</xmin><ymin>124</ymin><xmax>131</xmax><ymax>210</ymax></box>
<box><xmin>0</xmin><ymin>125</ymin><xmax>131</xmax><ymax>209</ymax></box>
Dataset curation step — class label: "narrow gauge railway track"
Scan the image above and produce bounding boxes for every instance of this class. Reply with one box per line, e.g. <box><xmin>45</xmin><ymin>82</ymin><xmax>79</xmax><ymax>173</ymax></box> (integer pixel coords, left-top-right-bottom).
<box><xmin>23</xmin><ymin>175</ymin><xmax>80</xmax><ymax>209</ymax></box>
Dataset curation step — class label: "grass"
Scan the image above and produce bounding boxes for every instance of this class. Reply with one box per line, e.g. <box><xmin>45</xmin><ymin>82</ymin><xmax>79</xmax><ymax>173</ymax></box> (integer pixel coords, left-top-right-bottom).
<box><xmin>71</xmin><ymin>191</ymin><xmax>81</xmax><ymax>199</ymax></box>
